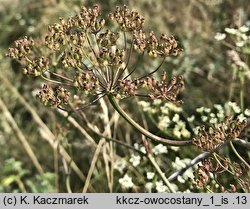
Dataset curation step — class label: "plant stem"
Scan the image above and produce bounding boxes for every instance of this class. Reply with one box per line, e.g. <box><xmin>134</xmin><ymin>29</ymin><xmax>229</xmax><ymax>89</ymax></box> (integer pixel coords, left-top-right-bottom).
<box><xmin>147</xmin><ymin>154</ymin><xmax>175</xmax><ymax>193</ymax></box>
<box><xmin>0</xmin><ymin>97</ymin><xmax>44</xmax><ymax>175</ymax></box>
<box><xmin>107</xmin><ymin>94</ymin><xmax>192</xmax><ymax>146</ymax></box>
<box><xmin>82</xmin><ymin>139</ymin><xmax>105</xmax><ymax>192</ymax></box>
<box><xmin>229</xmin><ymin>141</ymin><xmax>250</xmax><ymax>169</ymax></box>
<box><xmin>239</xmin><ymin>71</ymin><xmax>245</xmax><ymax>111</ymax></box>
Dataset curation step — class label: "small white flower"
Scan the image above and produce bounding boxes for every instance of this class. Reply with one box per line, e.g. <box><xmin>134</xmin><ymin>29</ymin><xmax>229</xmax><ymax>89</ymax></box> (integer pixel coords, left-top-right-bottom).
<box><xmin>164</xmin><ymin>103</ymin><xmax>182</xmax><ymax>112</ymax></box>
<box><xmin>225</xmin><ymin>27</ymin><xmax>237</xmax><ymax>35</ymax></box>
<box><xmin>158</xmin><ymin>116</ymin><xmax>170</xmax><ymax>130</ymax></box>
<box><xmin>193</xmin><ymin>126</ymin><xmax>200</xmax><ymax>135</ymax></box>
<box><xmin>138</xmin><ymin>101</ymin><xmax>150</xmax><ymax>112</ymax></box>
<box><xmin>160</xmin><ymin>106</ymin><xmax>169</xmax><ymax>115</ymax></box>
<box><xmin>239</xmin><ymin>25</ymin><xmax>249</xmax><ymax>33</ymax></box>
<box><xmin>172</xmin><ymin>157</ymin><xmax>186</xmax><ymax>170</ymax></box>
<box><xmin>187</xmin><ymin>115</ymin><xmax>195</xmax><ymax>122</ymax></box>
<box><xmin>155</xmin><ymin>181</ymin><xmax>167</xmax><ymax>192</ymax></box>
<box><xmin>214</xmin><ymin>32</ymin><xmax>226</xmax><ymax>41</ymax></box>
<box><xmin>209</xmin><ymin>118</ymin><xmax>218</xmax><ymax>124</ymax></box>
<box><xmin>173</xmin><ymin>125</ymin><xmax>181</xmax><ymax>138</ymax></box>
<box><xmin>183</xmin><ymin>168</ymin><xmax>194</xmax><ymax>180</ymax></box>
<box><xmin>145</xmin><ymin>182</ymin><xmax>153</xmax><ymax>192</ymax></box>
<box><xmin>228</xmin><ymin>102</ymin><xmax>241</xmax><ymax>113</ymax></box>
<box><xmin>204</xmin><ymin>108</ymin><xmax>211</xmax><ymax>113</ymax></box>
<box><xmin>140</xmin><ymin>146</ymin><xmax>147</xmax><ymax>154</ymax></box>
<box><xmin>146</xmin><ymin>172</ymin><xmax>155</xmax><ymax>180</ymax></box>
<box><xmin>169</xmin><ymin>146</ymin><xmax>180</xmax><ymax>152</ymax></box>
<box><xmin>236</xmin><ymin>41</ymin><xmax>245</xmax><ymax>47</ymax></box>
<box><xmin>129</xmin><ymin>154</ymin><xmax>141</xmax><ymax>167</ymax></box>
<box><xmin>217</xmin><ymin>111</ymin><xmax>225</xmax><ymax>119</ymax></box>
<box><xmin>152</xmin><ymin>144</ymin><xmax>168</xmax><ymax>155</ymax></box>
<box><xmin>172</xmin><ymin>114</ymin><xmax>180</xmax><ymax>122</ymax></box>
<box><xmin>183</xmin><ymin>189</ymin><xmax>191</xmax><ymax>193</ymax></box>
<box><xmin>244</xmin><ymin>109</ymin><xmax>250</xmax><ymax>116</ymax></box>
<box><xmin>201</xmin><ymin>115</ymin><xmax>208</xmax><ymax>122</ymax></box>
<box><xmin>196</xmin><ymin>107</ymin><xmax>204</xmax><ymax>113</ymax></box>
<box><xmin>237</xmin><ymin>114</ymin><xmax>246</xmax><ymax>122</ymax></box>
<box><xmin>241</xmin><ymin>33</ymin><xmax>248</xmax><ymax>41</ymax></box>
<box><xmin>134</xmin><ymin>143</ymin><xmax>146</xmax><ymax>154</ymax></box>
<box><xmin>119</xmin><ymin>174</ymin><xmax>134</xmax><ymax>189</ymax></box>
<box><xmin>114</xmin><ymin>158</ymin><xmax>127</xmax><ymax>174</ymax></box>
<box><xmin>210</xmin><ymin>113</ymin><xmax>216</xmax><ymax>118</ymax></box>
<box><xmin>177</xmin><ymin>176</ymin><xmax>185</xmax><ymax>183</ymax></box>
<box><xmin>214</xmin><ymin>104</ymin><xmax>223</xmax><ymax>110</ymax></box>
<box><xmin>134</xmin><ymin>143</ymin><xmax>139</xmax><ymax>149</ymax></box>
<box><xmin>181</xmin><ymin>128</ymin><xmax>191</xmax><ymax>138</ymax></box>
<box><xmin>153</xmin><ymin>99</ymin><xmax>162</xmax><ymax>106</ymax></box>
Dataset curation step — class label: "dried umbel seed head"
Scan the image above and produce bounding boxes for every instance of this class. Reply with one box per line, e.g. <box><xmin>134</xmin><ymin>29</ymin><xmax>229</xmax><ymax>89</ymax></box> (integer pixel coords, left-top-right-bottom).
<box><xmin>192</xmin><ymin>164</ymin><xmax>210</xmax><ymax>189</ymax></box>
<box><xmin>6</xmin><ymin>36</ymin><xmax>34</xmax><ymax>60</ymax></box>
<box><xmin>139</xmin><ymin>75</ymin><xmax>184</xmax><ymax>103</ymax></box>
<box><xmin>133</xmin><ymin>31</ymin><xmax>182</xmax><ymax>57</ymax></box>
<box><xmin>115</xmin><ymin>79</ymin><xmax>137</xmax><ymax>98</ymax></box>
<box><xmin>73</xmin><ymin>71</ymin><xmax>99</xmax><ymax>94</ymax></box>
<box><xmin>7</xmin><ymin>5</ymin><xmax>184</xmax><ymax>109</ymax></box>
<box><xmin>45</xmin><ymin>4</ymin><xmax>103</xmax><ymax>51</ymax></box>
<box><xmin>36</xmin><ymin>84</ymin><xmax>70</xmax><ymax>107</ymax></box>
<box><xmin>109</xmin><ymin>5</ymin><xmax>145</xmax><ymax>32</ymax></box>
<box><xmin>113</xmin><ymin>74</ymin><xmax>184</xmax><ymax>102</ymax></box>
<box><xmin>97</xmin><ymin>30</ymin><xmax>120</xmax><ymax>47</ymax></box>
<box><xmin>192</xmin><ymin>118</ymin><xmax>247</xmax><ymax>151</ymax></box>
<box><xmin>23</xmin><ymin>57</ymin><xmax>49</xmax><ymax>76</ymax></box>
<box><xmin>193</xmin><ymin>157</ymin><xmax>229</xmax><ymax>190</ymax></box>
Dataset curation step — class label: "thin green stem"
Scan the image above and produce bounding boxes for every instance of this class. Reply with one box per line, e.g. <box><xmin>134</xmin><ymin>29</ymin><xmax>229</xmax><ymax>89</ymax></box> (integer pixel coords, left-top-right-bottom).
<box><xmin>212</xmin><ymin>153</ymin><xmax>235</xmax><ymax>175</ymax></box>
<box><xmin>147</xmin><ymin>154</ymin><xmax>175</xmax><ymax>193</ymax></box>
<box><xmin>136</xmin><ymin>57</ymin><xmax>166</xmax><ymax>81</ymax></box>
<box><xmin>49</xmin><ymin>71</ymin><xmax>74</xmax><ymax>83</ymax></box>
<box><xmin>41</xmin><ymin>74</ymin><xmax>72</xmax><ymax>86</ymax></box>
<box><xmin>239</xmin><ymin>71</ymin><xmax>245</xmax><ymax>111</ymax></box>
<box><xmin>229</xmin><ymin>141</ymin><xmax>250</xmax><ymax>169</ymax></box>
<box><xmin>107</xmin><ymin>94</ymin><xmax>192</xmax><ymax>146</ymax></box>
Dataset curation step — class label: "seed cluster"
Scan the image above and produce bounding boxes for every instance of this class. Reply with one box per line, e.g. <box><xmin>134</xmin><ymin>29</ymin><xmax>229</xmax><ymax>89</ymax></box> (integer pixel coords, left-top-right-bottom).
<box><xmin>37</xmin><ymin>84</ymin><xmax>70</xmax><ymax>107</ymax></box>
<box><xmin>23</xmin><ymin>57</ymin><xmax>49</xmax><ymax>76</ymax></box>
<box><xmin>6</xmin><ymin>36</ymin><xmax>34</xmax><ymax>60</ymax></box>
<box><xmin>134</xmin><ymin>31</ymin><xmax>182</xmax><ymax>57</ymax></box>
<box><xmin>109</xmin><ymin>5</ymin><xmax>145</xmax><ymax>32</ymax></box>
<box><xmin>193</xmin><ymin>157</ymin><xmax>249</xmax><ymax>192</ymax></box>
<box><xmin>7</xmin><ymin>5</ymin><xmax>184</xmax><ymax>107</ymax></box>
<box><xmin>114</xmin><ymin>74</ymin><xmax>184</xmax><ymax>103</ymax></box>
<box><xmin>140</xmin><ymin>75</ymin><xmax>184</xmax><ymax>102</ymax></box>
<box><xmin>192</xmin><ymin>118</ymin><xmax>247</xmax><ymax>151</ymax></box>
<box><xmin>45</xmin><ymin>5</ymin><xmax>104</xmax><ymax>51</ymax></box>
<box><xmin>73</xmin><ymin>71</ymin><xmax>99</xmax><ymax>94</ymax></box>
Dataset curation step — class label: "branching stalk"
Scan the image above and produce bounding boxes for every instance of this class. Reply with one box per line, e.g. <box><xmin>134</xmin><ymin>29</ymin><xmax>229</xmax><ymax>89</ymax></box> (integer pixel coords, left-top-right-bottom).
<box><xmin>107</xmin><ymin>94</ymin><xmax>192</xmax><ymax>146</ymax></box>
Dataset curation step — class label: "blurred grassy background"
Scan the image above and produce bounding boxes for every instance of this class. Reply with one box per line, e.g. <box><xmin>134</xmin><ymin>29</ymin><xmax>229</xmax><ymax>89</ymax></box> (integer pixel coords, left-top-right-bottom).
<box><xmin>0</xmin><ymin>0</ymin><xmax>249</xmax><ymax>192</ymax></box>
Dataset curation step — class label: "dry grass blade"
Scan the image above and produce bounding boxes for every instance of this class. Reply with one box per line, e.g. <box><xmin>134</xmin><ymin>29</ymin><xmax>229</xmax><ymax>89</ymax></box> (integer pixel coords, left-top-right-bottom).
<box><xmin>0</xmin><ymin>74</ymin><xmax>91</xmax><ymax>189</ymax></box>
<box><xmin>0</xmin><ymin>97</ymin><xmax>44</xmax><ymax>175</ymax></box>
<box><xmin>82</xmin><ymin>138</ymin><xmax>105</xmax><ymax>192</ymax></box>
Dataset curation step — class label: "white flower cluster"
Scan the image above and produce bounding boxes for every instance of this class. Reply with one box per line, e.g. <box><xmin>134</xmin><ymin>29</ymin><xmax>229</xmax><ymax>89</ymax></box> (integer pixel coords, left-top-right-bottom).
<box><xmin>138</xmin><ymin>99</ymin><xmax>190</xmax><ymax>139</ymax></box>
<box><xmin>129</xmin><ymin>154</ymin><xmax>141</xmax><ymax>167</ymax></box>
<box><xmin>133</xmin><ymin>143</ymin><xmax>146</xmax><ymax>154</ymax></box>
<box><xmin>119</xmin><ymin>174</ymin><xmax>134</xmax><ymax>189</ymax></box>
<box><xmin>172</xmin><ymin>157</ymin><xmax>194</xmax><ymax>184</ymax></box>
<box><xmin>152</xmin><ymin>144</ymin><xmax>168</xmax><ymax>155</ymax></box>
<box><xmin>215</xmin><ymin>24</ymin><xmax>250</xmax><ymax>48</ymax></box>
<box><xmin>138</xmin><ymin>101</ymin><xmax>156</xmax><ymax>114</ymax></box>
<box><xmin>145</xmin><ymin>180</ymin><xmax>178</xmax><ymax>193</ymax></box>
<box><xmin>114</xmin><ymin>157</ymin><xmax>127</xmax><ymax>174</ymax></box>
<box><xmin>192</xmin><ymin>102</ymin><xmax>249</xmax><ymax>134</ymax></box>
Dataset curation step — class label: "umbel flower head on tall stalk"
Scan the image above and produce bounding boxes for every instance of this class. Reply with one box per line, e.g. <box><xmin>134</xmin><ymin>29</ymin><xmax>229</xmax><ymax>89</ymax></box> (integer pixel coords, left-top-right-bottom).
<box><xmin>7</xmin><ymin>5</ymin><xmax>184</xmax><ymax>110</ymax></box>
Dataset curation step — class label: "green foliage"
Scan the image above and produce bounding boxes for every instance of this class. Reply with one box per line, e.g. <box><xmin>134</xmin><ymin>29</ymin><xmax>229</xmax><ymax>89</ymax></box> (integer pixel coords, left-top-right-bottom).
<box><xmin>0</xmin><ymin>159</ymin><xmax>55</xmax><ymax>192</ymax></box>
